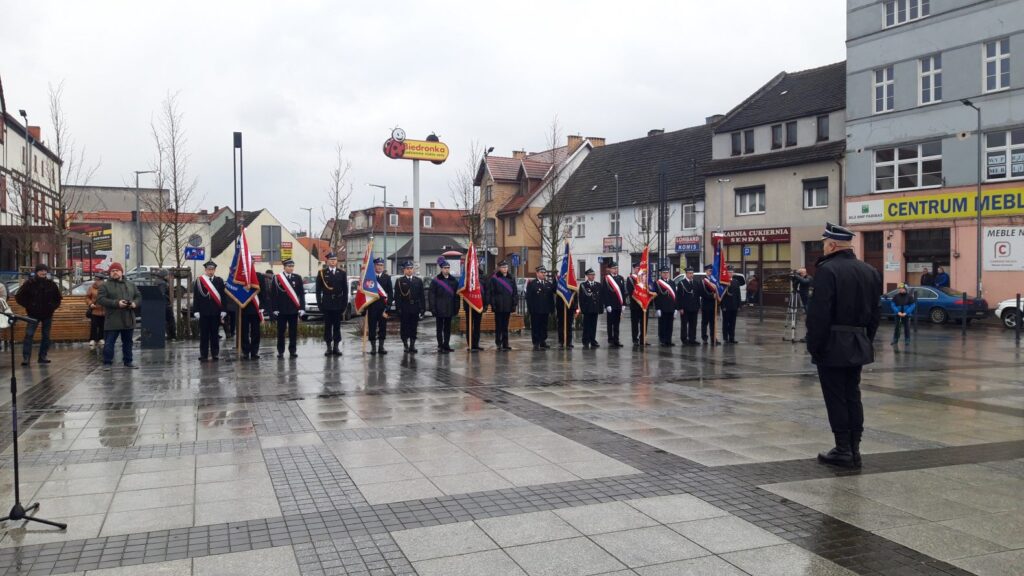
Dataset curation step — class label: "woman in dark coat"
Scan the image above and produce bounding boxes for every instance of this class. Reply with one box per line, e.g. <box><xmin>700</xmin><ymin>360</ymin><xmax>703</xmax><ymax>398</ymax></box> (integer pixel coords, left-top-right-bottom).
<box><xmin>428</xmin><ymin>258</ymin><xmax>460</xmax><ymax>353</ymax></box>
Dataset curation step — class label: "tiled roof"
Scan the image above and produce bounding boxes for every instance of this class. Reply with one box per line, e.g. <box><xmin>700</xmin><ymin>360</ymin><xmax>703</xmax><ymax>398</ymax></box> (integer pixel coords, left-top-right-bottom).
<box><xmin>541</xmin><ymin>124</ymin><xmax>713</xmax><ymax>216</ymax></box>
<box><xmin>526</xmin><ymin>146</ymin><xmax>569</xmax><ymax>165</ymax></box>
<box><xmin>73</xmin><ymin>211</ymin><xmax>211</xmax><ymax>224</ymax></box>
<box><xmin>387</xmin><ymin>235</ymin><xmax>467</xmax><ymax>260</ymax></box>
<box><xmin>211</xmin><ymin>210</ymin><xmax>263</xmax><ymax>256</ymax></box>
<box><xmin>297</xmin><ymin>237</ymin><xmax>336</xmax><ymax>261</ymax></box>
<box><xmin>521</xmin><ymin>159</ymin><xmax>552</xmax><ymax>180</ymax></box>
<box><xmin>703</xmin><ymin>141</ymin><xmax>846</xmax><ymax>176</ymax></box>
<box><xmin>343</xmin><ymin>207</ymin><xmax>467</xmax><ymax>237</ymax></box>
<box><xmin>715</xmin><ymin>61</ymin><xmax>846</xmax><ymax>133</ymax></box>
<box><xmin>496</xmin><ymin>180</ymin><xmax>545</xmax><ymax>217</ymax></box>
<box><xmin>476</xmin><ymin>156</ymin><xmax>521</xmax><ymax>184</ymax></box>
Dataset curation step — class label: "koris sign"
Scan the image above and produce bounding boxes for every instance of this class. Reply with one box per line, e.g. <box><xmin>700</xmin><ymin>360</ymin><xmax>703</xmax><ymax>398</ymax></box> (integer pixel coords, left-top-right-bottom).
<box><xmin>383</xmin><ymin>128</ymin><xmax>449</xmax><ymax>164</ymax></box>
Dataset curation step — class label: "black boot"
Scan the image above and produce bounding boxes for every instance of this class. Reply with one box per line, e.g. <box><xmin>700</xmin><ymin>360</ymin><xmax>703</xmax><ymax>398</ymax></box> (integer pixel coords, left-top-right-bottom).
<box><xmin>851</xmin><ymin>431</ymin><xmax>863</xmax><ymax>467</ymax></box>
<box><xmin>817</xmin><ymin>432</ymin><xmax>857</xmax><ymax>468</ymax></box>
<box><xmin>325</xmin><ymin>343</ymin><xmax>333</xmax><ymax>356</ymax></box>
<box><xmin>378</xmin><ymin>342</ymin><xmax>388</xmax><ymax>355</ymax></box>
<box><xmin>410</xmin><ymin>338</ymin><xmax>418</xmax><ymax>354</ymax></box>
<box><xmin>333</xmin><ymin>343</ymin><xmax>343</xmax><ymax>356</ymax></box>
<box><xmin>369</xmin><ymin>342</ymin><xmax>378</xmax><ymax>355</ymax></box>
<box><xmin>402</xmin><ymin>338</ymin><xmax>409</xmax><ymax>352</ymax></box>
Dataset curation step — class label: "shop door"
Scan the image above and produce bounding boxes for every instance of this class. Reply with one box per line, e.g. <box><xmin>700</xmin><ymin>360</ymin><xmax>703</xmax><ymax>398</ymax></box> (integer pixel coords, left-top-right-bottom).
<box><xmin>904</xmin><ymin>228</ymin><xmax>950</xmax><ymax>285</ymax></box>
<box><xmin>863</xmin><ymin>232</ymin><xmax>884</xmax><ymax>277</ymax></box>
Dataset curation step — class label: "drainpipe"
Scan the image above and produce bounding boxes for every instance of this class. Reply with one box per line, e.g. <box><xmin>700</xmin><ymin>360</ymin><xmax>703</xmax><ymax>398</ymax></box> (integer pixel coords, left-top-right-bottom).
<box><xmin>835</xmin><ymin>158</ymin><xmax>845</xmax><ymax>226</ymax></box>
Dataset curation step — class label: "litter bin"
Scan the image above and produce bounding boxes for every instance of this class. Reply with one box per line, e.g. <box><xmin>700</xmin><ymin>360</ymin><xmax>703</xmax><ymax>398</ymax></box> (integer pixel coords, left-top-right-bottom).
<box><xmin>138</xmin><ymin>284</ymin><xmax>167</xmax><ymax>349</ymax></box>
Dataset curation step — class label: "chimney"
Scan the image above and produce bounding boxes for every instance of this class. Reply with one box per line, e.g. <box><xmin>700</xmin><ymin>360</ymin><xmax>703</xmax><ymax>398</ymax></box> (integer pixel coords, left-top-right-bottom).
<box><xmin>27</xmin><ymin>126</ymin><xmax>41</xmax><ymax>141</ymax></box>
<box><xmin>647</xmin><ymin>129</ymin><xmax>665</xmax><ymax>137</ymax></box>
<box><xmin>429</xmin><ymin>201</ymin><xmax>435</xmax><ymax>208</ymax></box>
<box><xmin>587</xmin><ymin>137</ymin><xmax>606</xmax><ymax>148</ymax></box>
<box><xmin>512</xmin><ymin>149</ymin><xmax>527</xmax><ymax>160</ymax></box>
<box><xmin>567</xmin><ymin>135</ymin><xmax>584</xmax><ymax>153</ymax></box>
<box><xmin>214</xmin><ymin>205</ymin><xmax>219</xmax><ymax>211</ymax></box>
<box><xmin>705</xmin><ymin>114</ymin><xmax>725</xmax><ymax>126</ymax></box>
<box><xmin>403</xmin><ymin>198</ymin><xmax>409</xmax><ymax>207</ymax></box>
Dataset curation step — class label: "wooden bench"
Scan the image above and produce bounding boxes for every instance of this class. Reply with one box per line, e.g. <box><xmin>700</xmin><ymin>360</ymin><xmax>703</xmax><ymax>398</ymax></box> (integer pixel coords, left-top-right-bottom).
<box><xmin>8</xmin><ymin>296</ymin><xmax>92</xmax><ymax>342</ymax></box>
<box><xmin>460</xmin><ymin>312</ymin><xmax>524</xmax><ymax>334</ymax></box>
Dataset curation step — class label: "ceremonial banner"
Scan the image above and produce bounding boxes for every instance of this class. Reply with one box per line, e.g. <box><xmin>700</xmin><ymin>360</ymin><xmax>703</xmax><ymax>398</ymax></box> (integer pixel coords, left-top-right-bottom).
<box><xmin>632</xmin><ymin>245</ymin><xmax>653</xmax><ymax>310</ymax></box>
<box><xmin>556</xmin><ymin>241</ymin><xmax>578</xmax><ymax>307</ymax></box>
<box><xmin>354</xmin><ymin>240</ymin><xmax>382</xmax><ymax>313</ymax></box>
<box><xmin>225</xmin><ymin>228</ymin><xmax>259</xmax><ymax>307</ymax></box>
<box><xmin>458</xmin><ymin>243</ymin><xmax>484</xmax><ymax>313</ymax></box>
<box><xmin>708</xmin><ymin>234</ymin><xmax>730</xmax><ymax>301</ymax></box>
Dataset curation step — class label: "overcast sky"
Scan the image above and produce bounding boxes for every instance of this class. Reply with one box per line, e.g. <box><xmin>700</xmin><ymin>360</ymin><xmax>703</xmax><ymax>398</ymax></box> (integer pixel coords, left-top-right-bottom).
<box><xmin>3</xmin><ymin>1</ymin><xmax>845</xmax><ymax>235</ymax></box>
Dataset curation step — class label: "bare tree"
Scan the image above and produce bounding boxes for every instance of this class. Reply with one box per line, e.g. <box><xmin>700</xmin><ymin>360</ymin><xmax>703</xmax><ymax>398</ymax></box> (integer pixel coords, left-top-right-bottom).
<box><xmin>48</xmin><ymin>80</ymin><xmax>101</xmax><ymax>268</ymax></box>
<box><xmin>448</xmin><ymin>141</ymin><xmax>485</xmax><ymax>247</ymax></box>
<box><xmin>526</xmin><ymin>116</ymin><xmax>573</xmax><ymax>271</ymax></box>
<box><xmin>321</xmin><ymin>143</ymin><xmax>352</xmax><ymax>252</ymax></box>
<box><xmin>141</xmin><ymin>141</ymin><xmax>172</xmax><ymax>266</ymax></box>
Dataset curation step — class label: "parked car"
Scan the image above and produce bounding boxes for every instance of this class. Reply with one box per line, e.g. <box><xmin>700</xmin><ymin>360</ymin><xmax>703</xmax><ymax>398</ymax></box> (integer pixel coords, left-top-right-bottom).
<box><xmin>880</xmin><ymin>285</ymin><xmax>988</xmax><ymax>324</ymax></box>
<box><xmin>303</xmin><ymin>281</ymin><xmax>323</xmax><ymax>321</ymax></box>
<box><xmin>994</xmin><ymin>297</ymin><xmax>1022</xmax><ymax>329</ymax></box>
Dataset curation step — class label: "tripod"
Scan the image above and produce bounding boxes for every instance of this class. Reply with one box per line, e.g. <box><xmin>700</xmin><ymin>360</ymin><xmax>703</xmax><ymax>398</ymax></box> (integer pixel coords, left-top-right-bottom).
<box><xmin>0</xmin><ymin>312</ymin><xmax>67</xmax><ymax>531</ymax></box>
<box><xmin>783</xmin><ymin>276</ymin><xmax>802</xmax><ymax>342</ymax></box>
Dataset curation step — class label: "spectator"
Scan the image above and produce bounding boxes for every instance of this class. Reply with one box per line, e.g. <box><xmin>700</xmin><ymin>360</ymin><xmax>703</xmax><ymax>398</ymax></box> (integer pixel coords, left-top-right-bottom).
<box><xmin>97</xmin><ymin>262</ymin><xmax>142</xmax><ymax>370</ymax></box>
<box><xmin>745</xmin><ymin>273</ymin><xmax>760</xmax><ymax>306</ymax></box>
<box><xmin>85</xmin><ymin>275</ymin><xmax>106</xmax><ymax>350</ymax></box>
<box><xmin>15</xmin><ymin>263</ymin><xmax>63</xmax><ymax>366</ymax></box>
<box><xmin>889</xmin><ymin>284</ymin><xmax>916</xmax><ymax>345</ymax></box>
<box><xmin>919</xmin><ymin>268</ymin><xmax>934</xmax><ymax>287</ymax></box>
<box><xmin>934</xmin><ymin>266</ymin><xmax>950</xmax><ymax>288</ymax></box>
<box><xmin>793</xmin><ymin>268</ymin><xmax>813</xmax><ymax>313</ymax></box>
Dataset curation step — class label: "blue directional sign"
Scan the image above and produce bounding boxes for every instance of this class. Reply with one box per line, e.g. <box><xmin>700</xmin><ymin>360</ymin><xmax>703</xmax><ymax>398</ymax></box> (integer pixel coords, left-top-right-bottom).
<box><xmin>184</xmin><ymin>246</ymin><xmax>206</xmax><ymax>261</ymax></box>
<box><xmin>510</xmin><ymin>253</ymin><xmax>520</xmax><ymax>267</ymax></box>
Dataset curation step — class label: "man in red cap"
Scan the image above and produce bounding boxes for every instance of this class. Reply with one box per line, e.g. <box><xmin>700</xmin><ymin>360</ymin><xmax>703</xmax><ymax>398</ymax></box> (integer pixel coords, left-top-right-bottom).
<box><xmin>96</xmin><ymin>262</ymin><xmax>142</xmax><ymax>370</ymax></box>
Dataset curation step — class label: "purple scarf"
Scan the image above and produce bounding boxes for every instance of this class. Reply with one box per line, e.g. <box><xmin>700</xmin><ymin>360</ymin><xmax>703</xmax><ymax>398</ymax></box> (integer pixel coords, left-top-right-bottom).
<box><xmin>494</xmin><ymin>276</ymin><xmax>514</xmax><ymax>295</ymax></box>
<box><xmin>435</xmin><ymin>277</ymin><xmax>455</xmax><ymax>295</ymax></box>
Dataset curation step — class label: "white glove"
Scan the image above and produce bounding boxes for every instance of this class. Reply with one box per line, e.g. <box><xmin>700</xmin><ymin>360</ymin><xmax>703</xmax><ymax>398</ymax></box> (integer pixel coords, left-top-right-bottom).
<box><xmin>220</xmin><ymin>311</ymin><xmax>227</xmax><ymax>319</ymax></box>
<box><xmin>193</xmin><ymin>312</ymin><xmax>200</xmax><ymax>319</ymax></box>
<box><xmin>273</xmin><ymin>311</ymin><xmax>280</xmax><ymax>317</ymax></box>
<box><xmin>298</xmin><ymin>310</ymin><xmax>306</xmax><ymax>318</ymax></box>
<box><xmin>656</xmin><ymin>310</ymin><xmax>662</xmax><ymax>318</ymax></box>
<box><xmin>605</xmin><ymin>306</ymin><xmax>612</xmax><ymax>313</ymax></box>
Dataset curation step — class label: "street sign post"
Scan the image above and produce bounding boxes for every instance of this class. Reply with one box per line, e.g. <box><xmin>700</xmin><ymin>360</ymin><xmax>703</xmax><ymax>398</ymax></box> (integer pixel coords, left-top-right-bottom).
<box><xmin>184</xmin><ymin>247</ymin><xmax>206</xmax><ymax>261</ymax></box>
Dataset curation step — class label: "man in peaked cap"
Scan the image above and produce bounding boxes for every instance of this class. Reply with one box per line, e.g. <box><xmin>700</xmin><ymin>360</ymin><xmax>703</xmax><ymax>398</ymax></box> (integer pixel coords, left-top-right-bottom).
<box><xmin>676</xmin><ymin>266</ymin><xmax>700</xmax><ymax>345</ymax></box>
<box><xmin>601</xmin><ymin>261</ymin><xmax>626</xmax><ymax>348</ymax></box>
<box><xmin>271</xmin><ymin>259</ymin><xmax>306</xmax><ymax>358</ymax></box>
<box><xmin>625</xmin><ymin>261</ymin><xmax>645</xmax><ymax>347</ymax></box>
<box><xmin>429</xmin><ymin>257</ymin><xmax>459</xmax><ymax>353</ymax></box>
<box><xmin>526</xmin><ymin>265</ymin><xmax>555</xmax><ymax>350</ymax></box>
<box><xmin>653</xmin><ymin>265</ymin><xmax>676</xmax><ymax>346</ymax></box>
<box><xmin>699</xmin><ymin>263</ymin><xmax>720</xmax><ymax>345</ymax></box>
<box><xmin>806</xmin><ymin>222</ymin><xmax>882</xmax><ymax>469</ymax></box>
<box><xmin>366</xmin><ymin>257</ymin><xmax>393</xmax><ymax>355</ymax></box>
<box><xmin>394</xmin><ymin>260</ymin><xmax>424</xmax><ymax>353</ymax></box>
<box><xmin>579</xmin><ymin>268</ymin><xmax>602</xmax><ymax>348</ymax></box>
<box><xmin>488</xmin><ymin>260</ymin><xmax>517</xmax><ymax>351</ymax></box>
<box><xmin>192</xmin><ymin>260</ymin><xmax>227</xmax><ymax>361</ymax></box>
<box><xmin>316</xmin><ymin>252</ymin><xmax>348</xmax><ymax>356</ymax></box>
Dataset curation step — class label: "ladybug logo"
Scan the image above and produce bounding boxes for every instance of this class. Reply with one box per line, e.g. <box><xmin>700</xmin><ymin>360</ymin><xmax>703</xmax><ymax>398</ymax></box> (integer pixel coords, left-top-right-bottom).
<box><xmin>383</xmin><ymin>138</ymin><xmax>406</xmax><ymax>159</ymax></box>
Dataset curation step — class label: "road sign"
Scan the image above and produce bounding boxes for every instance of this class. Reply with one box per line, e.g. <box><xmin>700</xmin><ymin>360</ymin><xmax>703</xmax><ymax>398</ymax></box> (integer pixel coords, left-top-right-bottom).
<box><xmin>188</xmin><ymin>234</ymin><xmax>203</xmax><ymax>248</ymax></box>
<box><xmin>184</xmin><ymin>246</ymin><xmax>206</xmax><ymax>261</ymax></box>
<box><xmin>510</xmin><ymin>253</ymin><xmax>520</xmax><ymax>267</ymax></box>
<box><xmin>743</xmin><ymin>246</ymin><xmax>752</xmax><ymax>257</ymax></box>
<box><xmin>125</xmin><ymin>244</ymin><xmax>131</xmax><ymax>261</ymax></box>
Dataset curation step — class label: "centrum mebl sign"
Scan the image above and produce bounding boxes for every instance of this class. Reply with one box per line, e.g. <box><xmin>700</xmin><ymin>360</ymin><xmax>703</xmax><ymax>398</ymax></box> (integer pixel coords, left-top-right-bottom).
<box><xmin>847</xmin><ymin>186</ymin><xmax>1024</xmax><ymax>224</ymax></box>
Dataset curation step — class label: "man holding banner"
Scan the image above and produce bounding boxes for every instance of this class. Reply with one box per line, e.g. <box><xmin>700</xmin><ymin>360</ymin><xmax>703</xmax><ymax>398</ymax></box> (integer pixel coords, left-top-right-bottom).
<box><xmin>225</xmin><ymin>229</ymin><xmax>264</xmax><ymax>360</ymax></box>
<box><xmin>555</xmin><ymin>242</ymin><xmax>578</xmax><ymax>350</ymax></box>
<box><xmin>654</xmin><ymin>266</ymin><xmax>677</xmax><ymax>346</ymax></box>
<box><xmin>365</xmin><ymin>258</ymin><xmax>392</xmax><ymax>355</ymax></box>
<box><xmin>192</xmin><ymin>261</ymin><xmax>226</xmax><ymax>361</ymax></box>
<box><xmin>271</xmin><ymin>259</ymin><xmax>306</xmax><ymax>358</ymax></box>
<box><xmin>458</xmin><ymin>244</ymin><xmax>485</xmax><ymax>352</ymax></box>
<box><xmin>630</xmin><ymin>247</ymin><xmax>654</xmax><ymax>348</ymax></box>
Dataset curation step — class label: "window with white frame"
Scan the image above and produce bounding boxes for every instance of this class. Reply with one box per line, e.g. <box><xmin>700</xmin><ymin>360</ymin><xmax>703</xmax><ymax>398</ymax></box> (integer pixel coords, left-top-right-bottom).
<box><xmin>919</xmin><ymin>54</ymin><xmax>942</xmax><ymax>104</ymax></box>
<box><xmin>682</xmin><ymin>204</ymin><xmax>696</xmax><ymax>229</ymax></box>
<box><xmin>639</xmin><ymin>207</ymin><xmax>654</xmax><ymax>232</ymax></box>
<box><xmin>884</xmin><ymin>0</ymin><xmax>930</xmax><ymax>28</ymax></box>
<box><xmin>984</xmin><ymin>38</ymin><xmax>1010</xmax><ymax>93</ymax></box>
<box><xmin>874</xmin><ymin>141</ymin><xmax>942</xmax><ymax>192</ymax></box>
<box><xmin>609</xmin><ymin>211</ymin><xmax>620</xmax><ymax>236</ymax></box>
<box><xmin>735</xmin><ymin>187</ymin><xmax>765</xmax><ymax>216</ymax></box>
<box><xmin>389</xmin><ymin>213</ymin><xmax>398</xmax><ymax>227</ymax></box>
<box><xmin>575</xmin><ymin>215</ymin><xmax>585</xmax><ymax>238</ymax></box>
<box><xmin>423</xmin><ymin>215</ymin><xmax>432</xmax><ymax>228</ymax></box>
<box><xmin>985</xmin><ymin>128</ymin><xmax>1024</xmax><ymax>181</ymax></box>
<box><xmin>803</xmin><ymin>178</ymin><xmax>829</xmax><ymax>209</ymax></box>
<box><xmin>874</xmin><ymin>66</ymin><xmax>895</xmax><ymax>113</ymax></box>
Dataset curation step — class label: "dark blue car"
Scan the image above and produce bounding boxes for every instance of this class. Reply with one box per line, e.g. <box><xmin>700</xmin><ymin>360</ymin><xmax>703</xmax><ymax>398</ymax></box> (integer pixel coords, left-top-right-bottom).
<box><xmin>880</xmin><ymin>285</ymin><xmax>988</xmax><ymax>324</ymax></box>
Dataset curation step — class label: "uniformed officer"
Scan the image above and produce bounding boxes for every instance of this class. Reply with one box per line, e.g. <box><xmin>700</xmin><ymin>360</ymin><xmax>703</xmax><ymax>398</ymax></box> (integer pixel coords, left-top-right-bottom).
<box><xmin>579</xmin><ymin>268</ymin><xmax>602</xmax><ymax>348</ymax></box>
<box><xmin>192</xmin><ymin>261</ymin><xmax>226</xmax><ymax>361</ymax></box>
<box><xmin>240</xmin><ymin>257</ymin><xmax>266</xmax><ymax>360</ymax></box>
<box><xmin>526</xmin><ymin>266</ymin><xmax>554</xmax><ymax>350</ymax></box>
<box><xmin>721</xmin><ymin>265</ymin><xmax>745</xmax><ymax>344</ymax></box>
<box><xmin>626</xmin><ymin>261</ymin><xmax>646</xmax><ymax>347</ymax></box>
<box><xmin>428</xmin><ymin>258</ymin><xmax>459</xmax><ymax>353</ymax></box>
<box><xmin>394</xmin><ymin>261</ymin><xmax>425</xmax><ymax>353</ymax></box>
<box><xmin>366</xmin><ymin>257</ymin><xmax>392</xmax><ymax>355</ymax></box>
<box><xmin>699</xmin><ymin>264</ymin><xmax>720</xmax><ymax>345</ymax></box>
<box><xmin>555</xmin><ymin>273</ymin><xmax>578</xmax><ymax>349</ymax></box>
<box><xmin>676</xmin><ymin>267</ymin><xmax>700</xmax><ymax>346</ymax></box>
<box><xmin>316</xmin><ymin>252</ymin><xmax>348</xmax><ymax>356</ymax></box>
<box><xmin>654</xmin><ymin>266</ymin><xmax>676</xmax><ymax>346</ymax></box>
<box><xmin>463</xmin><ymin>267</ymin><xmax>486</xmax><ymax>352</ymax></box>
<box><xmin>601</xmin><ymin>261</ymin><xmax>626</xmax><ymax>348</ymax></box>
<box><xmin>806</xmin><ymin>222</ymin><xmax>882</xmax><ymax>468</ymax></box>
<box><xmin>488</xmin><ymin>260</ymin><xmax>516</xmax><ymax>351</ymax></box>
<box><xmin>271</xmin><ymin>259</ymin><xmax>306</xmax><ymax>358</ymax></box>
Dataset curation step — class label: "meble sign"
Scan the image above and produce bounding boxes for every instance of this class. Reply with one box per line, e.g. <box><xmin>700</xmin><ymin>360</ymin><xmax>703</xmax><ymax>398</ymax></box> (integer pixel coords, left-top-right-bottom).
<box><xmin>847</xmin><ymin>187</ymin><xmax>1024</xmax><ymax>224</ymax></box>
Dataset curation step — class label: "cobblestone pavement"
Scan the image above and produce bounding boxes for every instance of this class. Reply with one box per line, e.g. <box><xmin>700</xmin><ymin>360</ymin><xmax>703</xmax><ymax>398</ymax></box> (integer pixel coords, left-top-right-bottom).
<box><xmin>0</xmin><ymin>315</ymin><xmax>1022</xmax><ymax>575</ymax></box>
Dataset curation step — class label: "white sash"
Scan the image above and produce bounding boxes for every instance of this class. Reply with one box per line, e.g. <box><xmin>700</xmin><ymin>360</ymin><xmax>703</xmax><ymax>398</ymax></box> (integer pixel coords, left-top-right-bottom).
<box><xmin>657</xmin><ymin>279</ymin><xmax>676</xmax><ymax>301</ymax></box>
<box><xmin>198</xmin><ymin>275</ymin><xmax>222</xmax><ymax>308</ymax></box>
<box><xmin>276</xmin><ymin>273</ymin><xmax>301</xmax><ymax>308</ymax></box>
<box><xmin>605</xmin><ymin>275</ymin><xmax>623</xmax><ymax>306</ymax></box>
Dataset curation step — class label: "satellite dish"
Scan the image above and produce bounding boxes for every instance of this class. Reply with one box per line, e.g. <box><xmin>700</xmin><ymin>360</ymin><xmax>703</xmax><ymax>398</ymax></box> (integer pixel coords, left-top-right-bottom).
<box><xmin>488</xmin><ymin>247</ymin><xmax>499</xmax><ymax>256</ymax></box>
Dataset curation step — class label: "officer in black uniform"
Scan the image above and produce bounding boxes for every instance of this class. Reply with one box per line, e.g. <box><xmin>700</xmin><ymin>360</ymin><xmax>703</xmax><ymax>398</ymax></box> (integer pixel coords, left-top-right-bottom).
<box><xmin>579</xmin><ymin>268</ymin><xmax>602</xmax><ymax>348</ymax></box>
<box><xmin>240</xmin><ymin>257</ymin><xmax>266</xmax><ymax>360</ymax></box>
<box><xmin>526</xmin><ymin>266</ymin><xmax>554</xmax><ymax>350</ymax></box>
<box><xmin>366</xmin><ymin>257</ymin><xmax>392</xmax><ymax>355</ymax></box>
<box><xmin>428</xmin><ymin>258</ymin><xmax>459</xmax><ymax>353</ymax></box>
<box><xmin>699</xmin><ymin>264</ymin><xmax>720</xmax><ymax>345</ymax></box>
<box><xmin>555</xmin><ymin>274</ymin><xmax>578</xmax><ymax>349</ymax></box>
<box><xmin>463</xmin><ymin>266</ymin><xmax>487</xmax><ymax>351</ymax></box>
<box><xmin>654</xmin><ymin>266</ymin><xmax>676</xmax><ymax>346</ymax></box>
<box><xmin>676</xmin><ymin>267</ymin><xmax>700</xmax><ymax>346</ymax></box>
<box><xmin>721</xmin><ymin>265</ymin><xmax>745</xmax><ymax>344</ymax></box>
<box><xmin>806</xmin><ymin>222</ymin><xmax>882</xmax><ymax>468</ymax></box>
<box><xmin>271</xmin><ymin>259</ymin><xmax>306</xmax><ymax>358</ymax></box>
<box><xmin>601</xmin><ymin>261</ymin><xmax>626</xmax><ymax>348</ymax></box>
<box><xmin>626</xmin><ymin>262</ymin><xmax>645</xmax><ymax>347</ymax></box>
<box><xmin>488</xmin><ymin>260</ymin><xmax>516</xmax><ymax>351</ymax></box>
<box><xmin>316</xmin><ymin>252</ymin><xmax>348</xmax><ymax>356</ymax></box>
<box><xmin>394</xmin><ymin>261</ymin><xmax>425</xmax><ymax>353</ymax></box>
<box><xmin>192</xmin><ymin>261</ymin><xmax>226</xmax><ymax>361</ymax></box>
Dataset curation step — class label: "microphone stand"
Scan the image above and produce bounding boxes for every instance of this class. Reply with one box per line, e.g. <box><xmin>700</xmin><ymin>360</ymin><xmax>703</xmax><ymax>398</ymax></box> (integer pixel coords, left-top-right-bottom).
<box><xmin>0</xmin><ymin>313</ymin><xmax>67</xmax><ymax>530</ymax></box>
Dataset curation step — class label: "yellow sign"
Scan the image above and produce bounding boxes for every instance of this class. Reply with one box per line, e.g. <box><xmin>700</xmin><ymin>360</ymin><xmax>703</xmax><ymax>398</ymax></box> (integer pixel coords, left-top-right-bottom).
<box><xmin>848</xmin><ymin>187</ymin><xmax>1024</xmax><ymax>224</ymax></box>
<box><xmin>397</xmin><ymin>139</ymin><xmax>449</xmax><ymax>162</ymax></box>
<box><xmin>281</xmin><ymin>241</ymin><xmax>293</xmax><ymax>261</ymax></box>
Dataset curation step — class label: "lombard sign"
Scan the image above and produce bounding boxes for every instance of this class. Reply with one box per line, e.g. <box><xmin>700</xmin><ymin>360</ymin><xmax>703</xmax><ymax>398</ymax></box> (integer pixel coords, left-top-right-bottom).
<box><xmin>984</xmin><ymin>226</ymin><xmax>1024</xmax><ymax>271</ymax></box>
<box><xmin>382</xmin><ymin>128</ymin><xmax>449</xmax><ymax>164</ymax></box>
<box><xmin>848</xmin><ymin>187</ymin><xmax>1024</xmax><ymax>224</ymax></box>
<box><xmin>674</xmin><ymin>235</ymin><xmax>701</xmax><ymax>253</ymax></box>
<box><xmin>720</xmin><ymin>228</ymin><xmax>790</xmax><ymax>244</ymax></box>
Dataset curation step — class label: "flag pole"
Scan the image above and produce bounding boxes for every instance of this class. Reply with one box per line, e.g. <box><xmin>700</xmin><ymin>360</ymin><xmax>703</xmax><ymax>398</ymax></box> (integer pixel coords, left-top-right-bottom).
<box><xmin>237</xmin><ymin>306</ymin><xmax>242</xmax><ymax>355</ymax></box>
<box><xmin>362</xmin><ymin>313</ymin><xmax>368</xmax><ymax>354</ymax></box>
<box><xmin>713</xmin><ymin>298</ymin><xmax>719</xmax><ymax>347</ymax></box>
<box><xmin>563</xmin><ymin>301</ymin><xmax>568</xmax><ymax>348</ymax></box>
<box><xmin>468</xmin><ymin>303</ymin><xmax>473</xmax><ymax>352</ymax></box>
<box><xmin>641</xmin><ymin>307</ymin><xmax>647</xmax><ymax>349</ymax></box>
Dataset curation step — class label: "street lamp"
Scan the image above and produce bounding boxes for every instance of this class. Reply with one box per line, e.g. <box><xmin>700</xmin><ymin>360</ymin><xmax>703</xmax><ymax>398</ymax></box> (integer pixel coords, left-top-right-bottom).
<box><xmin>19</xmin><ymin>110</ymin><xmax>31</xmax><ymax>268</ymax></box>
<box><xmin>299</xmin><ymin>206</ymin><xmax>313</xmax><ymax>276</ymax></box>
<box><xmin>962</xmin><ymin>99</ymin><xmax>983</xmax><ymax>299</ymax></box>
<box><xmin>368</xmin><ymin>184</ymin><xmax>388</xmax><ymax>273</ymax></box>
<box><xmin>134</xmin><ymin>170</ymin><xmax>157</xmax><ymax>268</ymax></box>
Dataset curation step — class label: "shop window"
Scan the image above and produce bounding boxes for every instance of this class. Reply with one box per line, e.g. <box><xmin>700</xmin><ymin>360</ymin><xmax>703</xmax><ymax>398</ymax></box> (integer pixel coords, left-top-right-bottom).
<box><xmin>762</xmin><ymin>244</ymin><xmax>777</xmax><ymax>261</ymax></box>
<box><xmin>778</xmin><ymin>243</ymin><xmax>791</xmax><ymax>261</ymax></box>
<box><xmin>984</xmin><ymin>128</ymin><xmax>1024</xmax><ymax>180</ymax></box>
<box><xmin>745</xmin><ymin>244</ymin><xmax>760</xmax><ymax>260</ymax></box>
<box><xmin>727</xmin><ymin>245</ymin><xmax>743</xmax><ymax>261</ymax></box>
